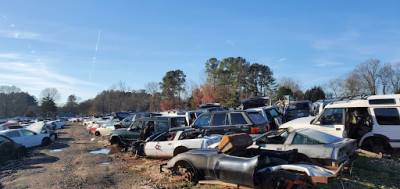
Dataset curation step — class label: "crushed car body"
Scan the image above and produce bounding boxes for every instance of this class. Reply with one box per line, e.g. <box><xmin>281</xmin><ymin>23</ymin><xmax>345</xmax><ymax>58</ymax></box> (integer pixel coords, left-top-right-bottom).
<box><xmin>161</xmin><ymin>133</ymin><xmax>347</xmax><ymax>188</ymax></box>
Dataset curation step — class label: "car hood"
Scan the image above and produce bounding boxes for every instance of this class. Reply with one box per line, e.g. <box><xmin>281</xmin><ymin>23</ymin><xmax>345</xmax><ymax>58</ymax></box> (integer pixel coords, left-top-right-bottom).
<box><xmin>26</xmin><ymin>122</ymin><xmax>45</xmax><ymax>133</ymax></box>
<box><xmin>279</xmin><ymin>116</ymin><xmax>315</xmax><ymax>129</ymax></box>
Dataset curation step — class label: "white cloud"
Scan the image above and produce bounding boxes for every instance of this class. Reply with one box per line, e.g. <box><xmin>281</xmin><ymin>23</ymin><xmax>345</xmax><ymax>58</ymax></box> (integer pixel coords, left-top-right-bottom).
<box><xmin>0</xmin><ymin>29</ymin><xmax>43</xmax><ymax>40</ymax></box>
<box><xmin>0</xmin><ymin>53</ymin><xmax>20</xmax><ymax>59</ymax></box>
<box><xmin>314</xmin><ymin>59</ymin><xmax>344</xmax><ymax>67</ymax></box>
<box><xmin>225</xmin><ymin>39</ymin><xmax>235</xmax><ymax>46</ymax></box>
<box><xmin>277</xmin><ymin>58</ymin><xmax>287</xmax><ymax>62</ymax></box>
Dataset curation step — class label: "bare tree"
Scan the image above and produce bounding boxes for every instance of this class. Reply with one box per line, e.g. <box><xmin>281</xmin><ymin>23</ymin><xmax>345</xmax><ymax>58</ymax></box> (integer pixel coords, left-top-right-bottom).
<box><xmin>325</xmin><ymin>78</ymin><xmax>343</xmax><ymax>98</ymax></box>
<box><xmin>386</xmin><ymin>62</ymin><xmax>400</xmax><ymax>93</ymax></box>
<box><xmin>0</xmin><ymin>85</ymin><xmax>21</xmax><ymax>94</ymax></box>
<box><xmin>40</xmin><ymin>88</ymin><xmax>60</xmax><ymax>102</ymax></box>
<box><xmin>341</xmin><ymin>72</ymin><xmax>366</xmax><ymax>96</ymax></box>
<box><xmin>355</xmin><ymin>59</ymin><xmax>381</xmax><ymax>95</ymax></box>
<box><xmin>278</xmin><ymin>77</ymin><xmax>303</xmax><ymax>99</ymax></box>
<box><xmin>145</xmin><ymin>82</ymin><xmax>160</xmax><ymax>111</ymax></box>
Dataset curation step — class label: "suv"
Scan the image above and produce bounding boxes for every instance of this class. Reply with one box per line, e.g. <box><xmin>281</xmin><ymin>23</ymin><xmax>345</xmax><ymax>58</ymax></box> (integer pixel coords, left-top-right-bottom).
<box><xmin>280</xmin><ymin>95</ymin><xmax>400</xmax><ymax>153</ymax></box>
<box><xmin>192</xmin><ymin>110</ymin><xmax>269</xmax><ymax>135</ymax></box>
<box><xmin>284</xmin><ymin>100</ymin><xmax>313</xmax><ymax>121</ymax></box>
<box><xmin>109</xmin><ymin>116</ymin><xmax>188</xmax><ymax>147</ymax></box>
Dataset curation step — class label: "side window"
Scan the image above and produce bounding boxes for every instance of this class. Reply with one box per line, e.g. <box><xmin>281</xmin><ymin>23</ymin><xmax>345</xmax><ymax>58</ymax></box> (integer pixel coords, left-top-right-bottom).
<box><xmin>0</xmin><ymin>136</ymin><xmax>11</xmax><ymax>143</ymax></box>
<box><xmin>193</xmin><ymin>114</ymin><xmax>212</xmax><ymax>126</ymax></box>
<box><xmin>268</xmin><ymin>109</ymin><xmax>279</xmax><ymax>117</ymax></box>
<box><xmin>292</xmin><ymin>134</ymin><xmax>321</xmax><ymax>144</ymax></box>
<box><xmin>230</xmin><ymin>113</ymin><xmax>248</xmax><ymax>125</ymax></box>
<box><xmin>21</xmin><ymin>130</ymin><xmax>35</xmax><ymax>136</ymax></box>
<box><xmin>5</xmin><ymin>131</ymin><xmax>22</xmax><ymax>138</ymax></box>
<box><xmin>212</xmin><ymin>113</ymin><xmax>228</xmax><ymax>126</ymax></box>
<box><xmin>374</xmin><ymin>108</ymin><xmax>400</xmax><ymax>125</ymax></box>
<box><xmin>131</xmin><ymin>121</ymin><xmax>143</xmax><ymax>129</ymax></box>
<box><xmin>318</xmin><ymin>108</ymin><xmax>344</xmax><ymax>125</ymax></box>
<box><xmin>155</xmin><ymin>121</ymin><xmax>169</xmax><ymax>132</ymax></box>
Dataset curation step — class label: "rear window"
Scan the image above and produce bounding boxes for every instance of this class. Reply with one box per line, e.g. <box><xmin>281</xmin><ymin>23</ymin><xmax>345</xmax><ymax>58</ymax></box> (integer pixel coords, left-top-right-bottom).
<box><xmin>230</xmin><ymin>113</ymin><xmax>248</xmax><ymax>125</ymax></box>
<box><xmin>247</xmin><ymin>112</ymin><xmax>267</xmax><ymax>124</ymax></box>
<box><xmin>171</xmin><ymin>117</ymin><xmax>187</xmax><ymax>127</ymax></box>
<box><xmin>374</xmin><ymin>108</ymin><xmax>400</xmax><ymax>125</ymax></box>
<box><xmin>287</xmin><ymin>102</ymin><xmax>310</xmax><ymax>111</ymax></box>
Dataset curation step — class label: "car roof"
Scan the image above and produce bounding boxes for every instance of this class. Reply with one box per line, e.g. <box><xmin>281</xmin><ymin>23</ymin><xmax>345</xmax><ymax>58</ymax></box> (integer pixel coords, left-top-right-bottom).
<box><xmin>199</xmin><ymin>110</ymin><xmax>245</xmax><ymax>115</ymax></box>
<box><xmin>326</xmin><ymin>94</ymin><xmax>400</xmax><ymax>108</ymax></box>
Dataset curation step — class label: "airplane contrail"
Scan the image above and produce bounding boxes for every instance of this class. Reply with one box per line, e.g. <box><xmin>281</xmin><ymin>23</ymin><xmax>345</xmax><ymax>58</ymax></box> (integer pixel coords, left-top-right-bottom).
<box><xmin>90</xmin><ymin>29</ymin><xmax>101</xmax><ymax>80</ymax></box>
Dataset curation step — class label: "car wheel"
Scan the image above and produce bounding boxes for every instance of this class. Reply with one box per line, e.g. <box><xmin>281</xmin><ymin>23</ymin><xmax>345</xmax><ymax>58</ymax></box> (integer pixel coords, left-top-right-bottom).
<box><xmin>262</xmin><ymin>170</ymin><xmax>309</xmax><ymax>189</ymax></box>
<box><xmin>173</xmin><ymin>161</ymin><xmax>198</xmax><ymax>184</ymax></box>
<box><xmin>361</xmin><ymin>138</ymin><xmax>392</xmax><ymax>154</ymax></box>
<box><xmin>50</xmin><ymin>134</ymin><xmax>57</xmax><ymax>142</ymax></box>
<box><xmin>42</xmin><ymin>138</ymin><xmax>51</xmax><ymax>146</ymax></box>
<box><xmin>95</xmin><ymin>131</ymin><xmax>100</xmax><ymax>136</ymax></box>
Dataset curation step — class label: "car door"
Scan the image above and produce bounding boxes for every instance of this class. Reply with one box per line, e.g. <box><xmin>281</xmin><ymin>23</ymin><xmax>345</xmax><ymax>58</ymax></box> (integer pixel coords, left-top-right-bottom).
<box><xmin>313</xmin><ymin>108</ymin><xmax>345</xmax><ymax>137</ymax></box>
<box><xmin>154</xmin><ymin>131</ymin><xmax>177</xmax><ymax>157</ymax></box>
<box><xmin>20</xmin><ymin>129</ymin><xmax>41</xmax><ymax>147</ymax></box>
<box><xmin>209</xmin><ymin>112</ymin><xmax>230</xmax><ymax>134</ymax></box>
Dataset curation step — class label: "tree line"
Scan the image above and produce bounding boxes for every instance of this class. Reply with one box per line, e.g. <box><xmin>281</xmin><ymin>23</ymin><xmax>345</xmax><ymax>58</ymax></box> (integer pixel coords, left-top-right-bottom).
<box><xmin>1</xmin><ymin>58</ymin><xmax>398</xmax><ymax>119</ymax></box>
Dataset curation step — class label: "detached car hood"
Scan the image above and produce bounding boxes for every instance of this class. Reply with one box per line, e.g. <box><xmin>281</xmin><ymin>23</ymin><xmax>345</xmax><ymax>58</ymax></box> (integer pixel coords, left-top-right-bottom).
<box><xmin>279</xmin><ymin>116</ymin><xmax>315</xmax><ymax>129</ymax></box>
<box><xmin>26</xmin><ymin>122</ymin><xmax>45</xmax><ymax>133</ymax></box>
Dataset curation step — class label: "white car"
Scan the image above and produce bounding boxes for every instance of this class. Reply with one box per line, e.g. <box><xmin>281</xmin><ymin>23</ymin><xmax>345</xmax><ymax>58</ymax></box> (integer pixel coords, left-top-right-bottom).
<box><xmin>0</xmin><ymin>122</ymin><xmax>55</xmax><ymax>148</ymax></box>
<box><xmin>280</xmin><ymin>94</ymin><xmax>400</xmax><ymax>153</ymax></box>
<box><xmin>133</xmin><ymin>127</ymin><xmax>223</xmax><ymax>158</ymax></box>
<box><xmin>95</xmin><ymin>119</ymin><xmax>119</xmax><ymax>136</ymax></box>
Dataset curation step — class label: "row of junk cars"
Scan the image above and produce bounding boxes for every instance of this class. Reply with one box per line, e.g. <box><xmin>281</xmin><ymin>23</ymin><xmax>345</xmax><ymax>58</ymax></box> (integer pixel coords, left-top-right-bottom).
<box><xmin>2</xmin><ymin>94</ymin><xmax>400</xmax><ymax>188</ymax></box>
<box><xmin>0</xmin><ymin>118</ymin><xmax>66</xmax><ymax>163</ymax></box>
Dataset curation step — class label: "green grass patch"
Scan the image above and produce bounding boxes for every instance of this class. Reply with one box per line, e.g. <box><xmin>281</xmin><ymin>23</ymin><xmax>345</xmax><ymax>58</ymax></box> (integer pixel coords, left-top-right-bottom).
<box><xmin>316</xmin><ymin>155</ymin><xmax>400</xmax><ymax>189</ymax></box>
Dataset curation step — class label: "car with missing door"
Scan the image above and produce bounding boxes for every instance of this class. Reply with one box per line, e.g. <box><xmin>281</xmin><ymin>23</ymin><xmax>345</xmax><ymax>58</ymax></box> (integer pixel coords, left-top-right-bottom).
<box><xmin>280</xmin><ymin>94</ymin><xmax>400</xmax><ymax>153</ymax></box>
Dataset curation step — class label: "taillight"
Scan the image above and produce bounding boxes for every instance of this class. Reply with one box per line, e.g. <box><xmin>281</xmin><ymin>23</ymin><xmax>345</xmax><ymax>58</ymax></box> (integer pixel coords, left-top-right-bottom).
<box><xmin>251</xmin><ymin>127</ymin><xmax>260</xmax><ymax>134</ymax></box>
<box><xmin>267</xmin><ymin>125</ymin><xmax>271</xmax><ymax>131</ymax></box>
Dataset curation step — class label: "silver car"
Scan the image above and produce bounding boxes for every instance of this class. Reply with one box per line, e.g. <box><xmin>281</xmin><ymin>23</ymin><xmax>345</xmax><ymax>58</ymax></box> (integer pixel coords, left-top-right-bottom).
<box><xmin>250</xmin><ymin>128</ymin><xmax>357</xmax><ymax>167</ymax></box>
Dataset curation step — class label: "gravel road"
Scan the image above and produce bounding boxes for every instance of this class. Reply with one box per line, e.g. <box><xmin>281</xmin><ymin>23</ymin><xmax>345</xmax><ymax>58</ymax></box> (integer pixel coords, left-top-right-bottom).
<box><xmin>0</xmin><ymin>122</ymin><xmax>154</xmax><ymax>189</ymax></box>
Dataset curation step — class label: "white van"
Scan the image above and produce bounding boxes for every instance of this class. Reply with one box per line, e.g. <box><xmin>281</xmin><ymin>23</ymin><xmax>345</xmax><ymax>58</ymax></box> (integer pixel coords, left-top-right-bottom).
<box><xmin>280</xmin><ymin>94</ymin><xmax>400</xmax><ymax>153</ymax></box>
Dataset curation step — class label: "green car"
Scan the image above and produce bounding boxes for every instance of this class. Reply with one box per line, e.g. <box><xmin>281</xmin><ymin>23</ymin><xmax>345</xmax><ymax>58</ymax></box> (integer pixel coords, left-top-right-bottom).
<box><xmin>109</xmin><ymin>116</ymin><xmax>187</xmax><ymax>147</ymax></box>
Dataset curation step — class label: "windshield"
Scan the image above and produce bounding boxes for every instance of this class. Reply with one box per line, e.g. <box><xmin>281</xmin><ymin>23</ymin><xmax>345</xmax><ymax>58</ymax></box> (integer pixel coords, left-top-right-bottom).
<box><xmin>297</xmin><ymin>129</ymin><xmax>341</xmax><ymax>144</ymax></box>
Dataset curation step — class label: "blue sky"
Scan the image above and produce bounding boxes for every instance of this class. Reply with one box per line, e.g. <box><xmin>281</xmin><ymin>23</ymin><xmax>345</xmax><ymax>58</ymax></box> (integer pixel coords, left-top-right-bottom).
<box><xmin>0</xmin><ymin>1</ymin><xmax>399</xmax><ymax>104</ymax></box>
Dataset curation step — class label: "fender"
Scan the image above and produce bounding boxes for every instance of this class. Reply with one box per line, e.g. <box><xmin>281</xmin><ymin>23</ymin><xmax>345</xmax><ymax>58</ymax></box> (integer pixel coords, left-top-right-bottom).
<box><xmin>359</xmin><ymin>132</ymin><xmax>390</xmax><ymax>147</ymax></box>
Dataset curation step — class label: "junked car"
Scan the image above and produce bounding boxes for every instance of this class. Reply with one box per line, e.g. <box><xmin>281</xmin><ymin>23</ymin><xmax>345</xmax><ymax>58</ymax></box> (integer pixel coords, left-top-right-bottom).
<box><xmin>131</xmin><ymin>127</ymin><xmax>222</xmax><ymax>158</ymax></box>
<box><xmin>284</xmin><ymin>100</ymin><xmax>313</xmax><ymax>121</ymax></box>
<box><xmin>280</xmin><ymin>94</ymin><xmax>400</xmax><ymax>153</ymax></box>
<box><xmin>192</xmin><ymin>110</ymin><xmax>269</xmax><ymax>135</ymax></box>
<box><xmin>94</xmin><ymin>119</ymin><xmax>119</xmax><ymax>136</ymax></box>
<box><xmin>109</xmin><ymin>116</ymin><xmax>188</xmax><ymax>147</ymax></box>
<box><xmin>0</xmin><ymin>135</ymin><xmax>27</xmax><ymax>164</ymax></box>
<box><xmin>161</xmin><ymin>133</ymin><xmax>347</xmax><ymax>188</ymax></box>
<box><xmin>0</xmin><ymin>124</ymin><xmax>56</xmax><ymax>148</ymax></box>
<box><xmin>250</xmin><ymin>128</ymin><xmax>357</xmax><ymax>167</ymax></box>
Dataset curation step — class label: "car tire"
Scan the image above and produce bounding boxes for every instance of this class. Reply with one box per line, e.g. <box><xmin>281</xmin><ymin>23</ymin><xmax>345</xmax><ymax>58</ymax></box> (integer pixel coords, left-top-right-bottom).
<box><xmin>172</xmin><ymin>161</ymin><xmax>198</xmax><ymax>184</ymax></box>
<box><xmin>95</xmin><ymin>131</ymin><xmax>100</xmax><ymax>136</ymax></box>
<box><xmin>361</xmin><ymin>137</ymin><xmax>392</xmax><ymax>154</ymax></box>
<box><xmin>41</xmin><ymin>138</ymin><xmax>51</xmax><ymax>146</ymax></box>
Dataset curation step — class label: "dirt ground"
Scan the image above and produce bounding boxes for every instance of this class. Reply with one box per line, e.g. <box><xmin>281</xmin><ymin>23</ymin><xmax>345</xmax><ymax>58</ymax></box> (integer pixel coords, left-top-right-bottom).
<box><xmin>0</xmin><ymin>122</ymin><xmax>159</xmax><ymax>189</ymax></box>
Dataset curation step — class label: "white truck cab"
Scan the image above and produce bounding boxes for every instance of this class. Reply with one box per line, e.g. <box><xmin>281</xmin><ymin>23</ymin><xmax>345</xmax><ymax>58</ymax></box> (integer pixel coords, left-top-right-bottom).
<box><xmin>280</xmin><ymin>94</ymin><xmax>400</xmax><ymax>153</ymax></box>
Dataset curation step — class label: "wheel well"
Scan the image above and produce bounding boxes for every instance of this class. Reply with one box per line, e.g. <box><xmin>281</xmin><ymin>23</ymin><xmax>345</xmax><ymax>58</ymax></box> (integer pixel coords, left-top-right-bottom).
<box><xmin>173</xmin><ymin>146</ymin><xmax>188</xmax><ymax>156</ymax></box>
<box><xmin>110</xmin><ymin>136</ymin><xmax>121</xmax><ymax>145</ymax></box>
